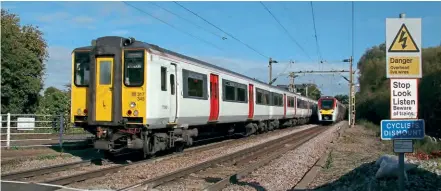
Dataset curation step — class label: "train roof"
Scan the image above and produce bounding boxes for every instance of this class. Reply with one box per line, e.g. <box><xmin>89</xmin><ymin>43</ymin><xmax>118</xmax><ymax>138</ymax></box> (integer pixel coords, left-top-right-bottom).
<box><xmin>73</xmin><ymin>36</ymin><xmax>317</xmax><ymax>103</ymax></box>
<box><xmin>319</xmin><ymin>96</ymin><xmax>336</xmax><ymax>100</ymax></box>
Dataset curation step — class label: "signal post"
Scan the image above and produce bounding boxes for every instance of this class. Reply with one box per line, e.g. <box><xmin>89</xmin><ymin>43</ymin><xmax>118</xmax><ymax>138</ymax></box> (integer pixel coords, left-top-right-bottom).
<box><xmin>381</xmin><ymin>13</ymin><xmax>425</xmax><ymax>191</ymax></box>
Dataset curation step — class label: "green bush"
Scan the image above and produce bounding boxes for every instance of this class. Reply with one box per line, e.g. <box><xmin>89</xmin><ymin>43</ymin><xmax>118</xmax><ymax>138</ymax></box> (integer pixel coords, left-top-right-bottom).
<box><xmin>358</xmin><ymin>119</ymin><xmax>378</xmax><ymax>130</ymax></box>
<box><xmin>414</xmin><ymin>136</ymin><xmax>441</xmax><ymax>154</ymax></box>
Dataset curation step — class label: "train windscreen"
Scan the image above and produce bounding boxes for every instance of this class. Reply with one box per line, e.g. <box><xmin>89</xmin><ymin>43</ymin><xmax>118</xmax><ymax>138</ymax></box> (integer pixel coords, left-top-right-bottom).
<box><xmin>124</xmin><ymin>50</ymin><xmax>144</xmax><ymax>87</ymax></box>
<box><xmin>320</xmin><ymin>99</ymin><xmax>334</xmax><ymax>110</ymax></box>
<box><xmin>74</xmin><ymin>52</ymin><xmax>90</xmax><ymax>87</ymax></box>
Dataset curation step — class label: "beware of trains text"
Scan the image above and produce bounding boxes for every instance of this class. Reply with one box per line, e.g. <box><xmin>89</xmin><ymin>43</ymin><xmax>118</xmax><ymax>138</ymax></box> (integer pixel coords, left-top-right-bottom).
<box><xmin>390</xmin><ymin>79</ymin><xmax>418</xmax><ymax>119</ymax></box>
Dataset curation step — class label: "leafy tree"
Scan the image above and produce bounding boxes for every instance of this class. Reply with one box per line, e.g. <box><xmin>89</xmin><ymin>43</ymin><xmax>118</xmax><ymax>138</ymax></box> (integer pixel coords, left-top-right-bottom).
<box><xmin>334</xmin><ymin>94</ymin><xmax>349</xmax><ymax>104</ymax></box>
<box><xmin>296</xmin><ymin>84</ymin><xmax>322</xmax><ymax>100</ymax></box>
<box><xmin>1</xmin><ymin>9</ymin><xmax>48</xmax><ymax>114</ymax></box>
<box><xmin>37</xmin><ymin>86</ymin><xmax>70</xmax><ymax>129</ymax></box>
<box><xmin>37</xmin><ymin>87</ymin><xmax>70</xmax><ymax>115</ymax></box>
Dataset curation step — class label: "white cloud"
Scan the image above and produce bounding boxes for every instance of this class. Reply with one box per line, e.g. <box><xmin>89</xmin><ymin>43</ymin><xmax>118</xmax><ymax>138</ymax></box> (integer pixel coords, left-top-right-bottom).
<box><xmin>43</xmin><ymin>46</ymin><xmax>72</xmax><ymax>90</ymax></box>
<box><xmin>110</xmin><ymin>16</ymin><xmax>153</xmax><ymax>26</ymax></box>
<box><xmin>37</xmin><ymin>11</ymin><xmax>96</xmax><ymax>30</ymax></box>
<box><xmin>72</xmin><ymin>16</ymin><xmax>95</xmax><ymax>24</ymax></box>
<box><xmin>99</xmin><ymin>2</ymin><xmax>130</xmax><ymax>17</ymax></box>
<box><xmin>112</xmin><ymin>30</ymin><xmax>130</xmax><ymax>36</ymax></box>
<box><xmin>37</xmin><ymin>12</ymin><xmax>70</xmax><ymax>23</ymax></box>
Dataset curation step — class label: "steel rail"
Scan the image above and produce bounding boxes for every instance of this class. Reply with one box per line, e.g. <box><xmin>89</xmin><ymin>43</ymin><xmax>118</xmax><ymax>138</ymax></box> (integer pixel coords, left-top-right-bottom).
<box><xmin>40</xmin><ymin>130</ymin><xmax>264</xmax><ymax>186</ymax></box>
<box><xmin>1</xmin><ymin>159</ymin><xmax>99</xmax><ymax>180</ymax></box>
<box><xmin>118</xmin><ymin>126</ymin><xmax>322</xmax><ymax>191</ymax></box>
<box><xmin>202</xmin><ymin>127</ymin><xmax>327</xmax><ymax>191</ymax></box>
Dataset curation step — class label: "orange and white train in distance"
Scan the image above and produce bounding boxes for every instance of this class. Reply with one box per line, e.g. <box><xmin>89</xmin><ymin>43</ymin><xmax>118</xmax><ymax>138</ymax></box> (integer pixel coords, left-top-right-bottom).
<box><xmin>317</xmin><ymin>96</ymin><xmax>347</xmax><ymax>124</ymax></box>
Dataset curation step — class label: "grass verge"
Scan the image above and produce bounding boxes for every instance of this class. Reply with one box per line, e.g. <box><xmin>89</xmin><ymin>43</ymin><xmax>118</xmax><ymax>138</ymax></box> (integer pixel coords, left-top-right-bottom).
<box><xmin>357</xmin><ymin>119</ymin><xmax>380</xmax><ymax>137</ymax></box>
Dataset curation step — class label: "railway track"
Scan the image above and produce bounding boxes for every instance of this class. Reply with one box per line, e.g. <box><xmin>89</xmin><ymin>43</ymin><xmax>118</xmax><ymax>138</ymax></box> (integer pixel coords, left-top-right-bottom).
<box><xmin>118</xmin><ymin>125</ymin><xmax>326</xmax><ymax>191</ymax></box>
<box><xmin>0</xmin><ymin>133</ymin><xmax>234</xmax><ymax>184</ymax></box>
<box><xmin>4</xmin><ymin>124</ymin><xmax>314</xmax><ymax>188</ymax></box>
<box><xmin>36</xmin><ymin>128</ymin><xmax>268</xmax><ymax>186</ymax></box>
<box><xmin>1</xmin><ymin>159</ymin><xmax>102</xmax><ymax>181</ymax></box>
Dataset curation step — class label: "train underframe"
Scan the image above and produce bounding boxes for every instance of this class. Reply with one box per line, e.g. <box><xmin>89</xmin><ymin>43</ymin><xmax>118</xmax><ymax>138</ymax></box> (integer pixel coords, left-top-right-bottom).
<box><xmin>80</xmin><ymin>117</ymin><xmax>312</xmax><ymax>158</ymax></box>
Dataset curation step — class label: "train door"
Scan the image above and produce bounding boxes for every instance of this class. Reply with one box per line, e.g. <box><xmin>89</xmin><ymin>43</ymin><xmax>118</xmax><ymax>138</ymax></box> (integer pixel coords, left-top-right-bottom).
<box><xmin>209</xmin><ymin>74</ymin><xmax>219</xmax><ymax>121</ymax></box>
<box><xmin>169</xmin><ymin>63</ymin><xmax>177</xmax><ymax>123</ymax></box>
<box><xmin>283</xmin><ymin>94</ymin><xmax>286</xmax><ymax>118</ymax></box>
<box><xmin>294</xmin><ymin>96</ymin><xmax>297</xmax><ymax>117</ymax></box>
<box><xmin>95</xmin><ymin>57</ymin><xmax>113</xmax><ymax>122</ymax></box>
<box><xmin>248</xmin><ymin>84</ymin><xmax>254</xmax><ymax>119</ymax></box>
<box><xmin>308</xmin><ymin>101</ymin><xmax>312</xmax><ymax>116</ymax></box>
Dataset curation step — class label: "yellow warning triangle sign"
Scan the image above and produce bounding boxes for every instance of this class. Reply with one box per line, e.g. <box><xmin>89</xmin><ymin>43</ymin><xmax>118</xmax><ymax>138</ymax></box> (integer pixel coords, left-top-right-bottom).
<box><xmin>389</xmin><ymin>24</ymin><xmax>420</xmax><ymax>52</ymax></box>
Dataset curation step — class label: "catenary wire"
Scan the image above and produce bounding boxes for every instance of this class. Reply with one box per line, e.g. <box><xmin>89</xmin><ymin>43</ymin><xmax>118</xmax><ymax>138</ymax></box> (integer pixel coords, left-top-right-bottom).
<box><xmin>123</xmin><ymin>1</ymin><xmax>224</xmax><ymax>52</ymax></box>
<box><xmin>310</xmin><ymin>1</ymin><xmax>324</xmax><ymax>71</ymax></box>
<box><xmin>148</xmin><ymin>2</ymin><xmax>226</xmax><ymax>40</ymax></box>
<box><xmin>173</xmin><ymin>1</ymin><xmax>269</xmax><ymax>59</ymax></box>
<box><xmin>260</xmin><ymin>1</ymin><xmax>313</xmax><ymax>61</ymax></box>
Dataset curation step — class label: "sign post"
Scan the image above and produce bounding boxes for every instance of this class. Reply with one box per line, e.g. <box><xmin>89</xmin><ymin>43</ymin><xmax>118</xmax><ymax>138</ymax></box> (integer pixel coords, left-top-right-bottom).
<box><xmin>383</xmin><ymin>13</ymin><xmax>423</xmax><ymax>191</ymax></box>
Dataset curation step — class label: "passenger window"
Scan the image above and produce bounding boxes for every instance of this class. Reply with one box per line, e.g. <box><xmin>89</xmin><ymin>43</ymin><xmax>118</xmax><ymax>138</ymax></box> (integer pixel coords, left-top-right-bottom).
<box><xmin>188</xmin><ymin>77</ymin><xmax>203</xmax><ymax>97</ymax></box>
<box><xmin>99</xmin><ymin>61</ymin><xmax>112</xmax><ymax>85</ymax></box>
<box><xmin>170</xmin><ymin>74</ymin><xmax>175</xmax><ymax>95</ymax></box>
<box><xmin>256</xmin><ymin>91</ymin><xmax>263</xmax><ymax>104</ymax></box>
<box><xmin>273</xmin><ymin>94</ymin><xmax>278</xmax><ymax>106</ymax></box>
<box><xmin>161</xmin><ymin>67</ymin><xmax>167</xmax><ymax>91</ymax></box>
<box><xmin>237</xmin><ymin>88</ymin><xmax>246</xmax><ymax>102</ymax></box>
<box><xmin>225</xmin><ymin>84</ymin><xmax>235</xmax><ymax>101</ymax></box>
<box><xmin>264</xmin><ymin>93</ymin><xmax>269</xmax><ymax>105</ymax></box>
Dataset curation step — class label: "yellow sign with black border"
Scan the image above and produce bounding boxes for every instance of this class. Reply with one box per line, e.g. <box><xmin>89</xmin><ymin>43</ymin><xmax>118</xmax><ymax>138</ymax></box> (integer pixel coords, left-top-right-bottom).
<box><xmin>388</xmin><ymin>24</ymin><xmax>419</xmax><ymax>53</ymax></box>
<box><xmin>386</xmin><ymin>18</ymin><xmax>421</xmax><ymax>78</ymax></box>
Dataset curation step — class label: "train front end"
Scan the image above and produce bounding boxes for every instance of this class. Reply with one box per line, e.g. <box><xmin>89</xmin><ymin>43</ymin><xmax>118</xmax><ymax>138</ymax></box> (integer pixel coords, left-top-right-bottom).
<box><xmin>317</xmin><ymin>96</ymin><xmax>337</xmax><ymax>124</ymax></box>
<box><xmin>70</xmin><ymin>36</ymin><xmax>148</xmax><ymax>155</ymax></box>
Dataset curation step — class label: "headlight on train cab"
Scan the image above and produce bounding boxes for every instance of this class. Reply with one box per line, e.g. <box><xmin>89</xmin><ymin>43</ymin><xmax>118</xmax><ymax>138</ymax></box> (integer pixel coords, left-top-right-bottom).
<box><xmin>133</xmin><ymin>110</ymin><xmax>139</xmax><ymax>116</ymax></box>
<box><xmin>130</xmin><ymin>102</ymin><xmax>136</xmax><ymax>108</ymax></box>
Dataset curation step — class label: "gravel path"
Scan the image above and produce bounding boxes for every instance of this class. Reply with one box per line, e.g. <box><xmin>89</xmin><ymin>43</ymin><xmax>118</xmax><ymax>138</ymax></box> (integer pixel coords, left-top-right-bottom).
<box><xmin>68</xmin><ymin>124</ymin><xmax>317</xmax><ymax>190</ymax></box>
<box><xmin>307</xmin><ymin>125</ymin><xmax>441</xmax><ymax>191</ymax></box>
<box><xmin>222</xmin><ymin>121</ymin><xmax>345</xmax><ymax>191</ymax></box>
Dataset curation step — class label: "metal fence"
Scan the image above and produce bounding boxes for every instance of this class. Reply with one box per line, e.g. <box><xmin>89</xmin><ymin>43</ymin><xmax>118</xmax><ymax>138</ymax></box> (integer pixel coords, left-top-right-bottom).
<box><xmin>0</xmin><ymin>113</ymin><xmax>93</xmax><ymax>149</ymax></box>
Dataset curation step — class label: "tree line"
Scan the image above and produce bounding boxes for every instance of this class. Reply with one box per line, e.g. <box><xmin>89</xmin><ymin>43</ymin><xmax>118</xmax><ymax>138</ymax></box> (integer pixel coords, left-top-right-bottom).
<box><xmin>1</xmin><ymin>9</ymin><xmax>71</xmax><ymax>122</ymax></box>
